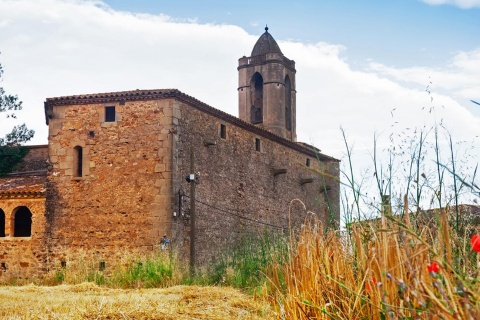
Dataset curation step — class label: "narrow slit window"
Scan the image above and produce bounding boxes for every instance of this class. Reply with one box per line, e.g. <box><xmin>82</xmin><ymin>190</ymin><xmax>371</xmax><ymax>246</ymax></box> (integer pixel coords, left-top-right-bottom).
<box><xmin>255</xmin><ymin>138</ymin><xmax>261</xmax><ymax>152</ymax></box>
<box><xmin>220</xmin><ymin>124</ymin><xmax>226</xmax><ymax>139</ymax></box>
<box><xmin>105</xmin><ymin>106</ymin><xmax>116</xmax><ymax>122</ymax></box>
<box><xmin>306</xmin><ymin>158</ymin><xmax>311</xmax><ymax>167</ymax></box>
<box><xmin>0</xmin><ymin>209</ymin><xmax>5</xmax><ymax>237</ymax></box>
<box><xmin>73</xmin><ymin>146</ymin><xmax>83</xmax><ymax>177</ymax></box>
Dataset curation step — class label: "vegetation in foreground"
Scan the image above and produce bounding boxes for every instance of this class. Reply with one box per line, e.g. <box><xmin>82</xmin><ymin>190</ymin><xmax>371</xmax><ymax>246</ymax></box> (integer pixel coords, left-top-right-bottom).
<box><xmin>0</xmin><ymin>283</ymin><xmax>272</xmax><ymax>319</ymax></box>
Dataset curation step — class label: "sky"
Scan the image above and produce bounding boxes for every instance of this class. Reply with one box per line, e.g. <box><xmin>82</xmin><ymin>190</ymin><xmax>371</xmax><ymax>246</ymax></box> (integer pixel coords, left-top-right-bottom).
<box><xmin>0</xmin><ymin>0</ymin><xmax>479</xmax><ymax>208</ymax></box>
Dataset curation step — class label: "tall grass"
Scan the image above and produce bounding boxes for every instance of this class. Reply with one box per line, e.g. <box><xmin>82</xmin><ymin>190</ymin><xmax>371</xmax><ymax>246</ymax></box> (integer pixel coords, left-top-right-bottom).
<box><xmin>188</xmin><ymin>230</ymin><xmax>289</xmax><ymax>292</ymax></box>
<box><xmin>41</xmin><ymin>249</ymin><xmax>180</xmax><ymax>288</ymax></box>
<box><xmin>265</xmin><ymin>123</ymin><xmax>479</xmax><ymax>319</ymax></box>
<box><xmin>267</xmin><ymin>204</ymin><xmax>480</xmax><ymax>319</ymax></box>
<box><xmin>36</xmin><ymin>230</ymin><xmax>288</xmax><ymax>292</ymax></box>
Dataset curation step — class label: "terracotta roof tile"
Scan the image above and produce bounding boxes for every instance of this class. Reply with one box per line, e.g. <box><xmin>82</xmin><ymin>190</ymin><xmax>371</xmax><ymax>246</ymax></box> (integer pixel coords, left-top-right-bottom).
<box><xmin>0</xmin><ymin>172</ymin><xmax>47</xmax><ymax>199</ymax></box>
<box><xmin>44</xmin><ymin>88</ymin><xmax>339</xmax><ymax>162</ymax></box>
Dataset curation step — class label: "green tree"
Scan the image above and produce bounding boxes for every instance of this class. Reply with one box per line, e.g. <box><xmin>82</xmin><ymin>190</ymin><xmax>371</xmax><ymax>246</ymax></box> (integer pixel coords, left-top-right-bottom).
<box><xmin>0</xmin><ymin>53</ymin><xmax>35</xmax><ymax>176</ymax></box>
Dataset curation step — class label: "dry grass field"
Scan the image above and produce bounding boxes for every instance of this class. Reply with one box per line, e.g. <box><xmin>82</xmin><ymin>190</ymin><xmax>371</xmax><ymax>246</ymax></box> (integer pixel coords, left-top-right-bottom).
<box><xmin>0</xmin><ymin>283</ymin><xmax>274</xmax><ymax>319</ymax></box>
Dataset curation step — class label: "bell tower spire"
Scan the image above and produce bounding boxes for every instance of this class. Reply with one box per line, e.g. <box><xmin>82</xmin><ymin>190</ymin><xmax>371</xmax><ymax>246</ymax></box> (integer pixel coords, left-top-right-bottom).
<box><xmin>237</xmin><ymin>28</ymin><xmax>296</xmax><ymax>141</ymax></box>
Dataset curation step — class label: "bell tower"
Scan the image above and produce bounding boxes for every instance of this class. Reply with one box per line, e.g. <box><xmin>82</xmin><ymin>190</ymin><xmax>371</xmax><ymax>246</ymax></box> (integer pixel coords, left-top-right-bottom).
<box><xmin>238</xmin><ymin>27</ymin><xmax>296</xmax><ymax>141</ymax></box>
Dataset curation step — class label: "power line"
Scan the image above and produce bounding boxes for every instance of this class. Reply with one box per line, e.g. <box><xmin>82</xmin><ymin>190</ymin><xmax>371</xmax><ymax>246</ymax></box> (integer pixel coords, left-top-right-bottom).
<box><xmin>183</xmin><ymin>195</ymin><xmax>287</xmax><ymax>230</ymax></box>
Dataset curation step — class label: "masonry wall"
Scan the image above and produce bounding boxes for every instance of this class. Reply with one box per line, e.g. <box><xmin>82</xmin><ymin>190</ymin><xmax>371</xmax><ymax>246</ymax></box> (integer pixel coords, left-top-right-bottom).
<box><xmin>15</xmin><ymin>145</ymin><xmax>49</xmax><ymax>172</ymax></box>
<box><xmin>46</xmin><ymin>99</ymin><xmax>175</xmax><ymax>268</ymax></box>
<box><xmin>171</xmin><ymin>100</ymin><xmax>340</xmax><ymax>265</ymax></box>
<box><xmin>0</xmin><ymin>198</ymin><xmax>46</xmax><ymax>279</ymax></box>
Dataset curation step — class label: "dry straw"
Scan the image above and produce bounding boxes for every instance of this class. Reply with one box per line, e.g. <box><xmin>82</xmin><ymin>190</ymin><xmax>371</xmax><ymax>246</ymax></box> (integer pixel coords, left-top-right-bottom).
<box><xmin>267</xmin><ymin>197</ymin><xmax>480</xmax><ymax>319</ymax></box>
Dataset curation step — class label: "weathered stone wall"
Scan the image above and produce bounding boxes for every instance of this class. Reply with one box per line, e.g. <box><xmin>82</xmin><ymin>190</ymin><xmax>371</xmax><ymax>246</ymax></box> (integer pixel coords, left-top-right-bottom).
<box><xmin>0</xmin><ymin>198</ymin><xmax>47</xmax><ymax>279</ymax></box>
<box><xmin>46</xmin><ymin>99</ymin><xmax>175</xmax><ymax>268</ymax></box>
<box><xmin>172</xmin><ymin>100</ymin><xmax>339</xmax><ymax>265</ymax></box>
<box><xmin>14</xmin><ymin>145</ymin><xmax>49</xmax><ymax>172</ymax></box>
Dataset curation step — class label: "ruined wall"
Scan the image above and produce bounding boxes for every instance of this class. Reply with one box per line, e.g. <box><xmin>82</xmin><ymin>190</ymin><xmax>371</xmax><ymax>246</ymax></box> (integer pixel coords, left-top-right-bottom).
<box><xmin>46</xmin><ymin>99</ymin><xmax>175</xmax><ymax>268</ymax></box>
<box><xmin>0</xmin><ymin>198</ymin><xmax>46</xmax><ymax>279</ymax></box>
<box><xmin>172</xmin><ymin>100</ymin><xmax>339</xmax><ymax>265</ymax></box>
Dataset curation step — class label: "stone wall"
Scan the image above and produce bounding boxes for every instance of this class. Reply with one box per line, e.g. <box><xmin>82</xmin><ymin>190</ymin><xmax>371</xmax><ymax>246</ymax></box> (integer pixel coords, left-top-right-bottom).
<box><xmin>14</xmin><ymin>145</ymin><xmax>49</xmax><ymax>172</ymax></box>
<box><xmin>0</xmin><ymin>198</ymin><xmax>47</xmax><ymax>279</ymax></box>
<box><xmin>171</xmin><ymin>100</ymin><xmax>339</xmax><ymax>265</ymax></box>
<box><xmin>45</xmin><ymin>99</ymin><xmax>175</xmax><ymax>268</ymax></box>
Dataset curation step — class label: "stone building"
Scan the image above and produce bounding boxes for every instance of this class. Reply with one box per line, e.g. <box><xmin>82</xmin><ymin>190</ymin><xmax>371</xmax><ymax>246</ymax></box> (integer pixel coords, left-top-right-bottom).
<box><xmin>0</xmin><ymin>28</ymin><xmax>340</xmax><ymax>279</ymax></box>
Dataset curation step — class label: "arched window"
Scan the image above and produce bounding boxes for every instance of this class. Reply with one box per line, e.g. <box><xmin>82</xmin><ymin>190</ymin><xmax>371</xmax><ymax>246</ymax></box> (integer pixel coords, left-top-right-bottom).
<box><xmin>13</xmin><ymin>206</ymin><xmax>32</xmax><ymax>237</ymax></box>
<box><xmin>250</xmin><ymin>73</ymin><xmax>263</xmax><ymax>124</ymax></box>
<box><xmin>73</xmin><ymin>146</ymin><xmax>83</xmax><ymax>177</ymax></box>
<box><xmin>0</xmin><ymin>209</ymin><xmax>5</xmax><ymax>237</ymax></box>
<box><xmin>285</xmin><ymin>75</ymin><xmax>292</xmax><ymax>131</ymax></box>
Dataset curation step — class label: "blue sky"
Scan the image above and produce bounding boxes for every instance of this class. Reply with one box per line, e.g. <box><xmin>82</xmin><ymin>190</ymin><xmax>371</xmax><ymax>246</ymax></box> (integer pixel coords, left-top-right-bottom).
<box><xmin>102</xmin><ymin>0</ymin><xmax>479</xmax><ymax>68</ymax></box>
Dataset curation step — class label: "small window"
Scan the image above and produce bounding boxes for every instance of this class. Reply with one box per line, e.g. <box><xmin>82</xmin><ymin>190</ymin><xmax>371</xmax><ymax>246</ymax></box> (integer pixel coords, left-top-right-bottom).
<box><xmin>13</xmin><ymin>206</ymin><xmax>32</xmax><ymax>237</ymax></box>
<box><xmin>105</xmin><ymin>106</ymin><xmax>116</xmax><ymax>122</ymax></box>
<box><xmin>0</xmin><ymin>209</ymin><xmax>5</xmax><ymax>237</ymax></box>
<box><xmin>306</xmin><ymin>158</ymin><xmax>311</xmax><ymax>167</ymax></box>
<box><xmin>220</xmin><ymin>124</ymin><xmax>226</xmax><ymax>139</ymax></box>
<box><xmin>73</xmin><ymin>146</ymin><xmax>83</xmax><ymax>177</ymax></box>
<box><xmin>255</xmin><ymin>138</ymin><xmax>261</xmax><ymax>152</ymax></box>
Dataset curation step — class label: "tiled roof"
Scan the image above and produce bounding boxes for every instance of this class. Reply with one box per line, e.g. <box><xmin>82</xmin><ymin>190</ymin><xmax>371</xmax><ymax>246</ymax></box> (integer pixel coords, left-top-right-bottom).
<box><xmin>0</xmin><ymin>171</ymin><xmax>47</xmax><ymax>199</ymax></box>
<box><xmin>44</xmin><ymin>89</ymin><xmax>339</xmax><ymax>162</ymax></box>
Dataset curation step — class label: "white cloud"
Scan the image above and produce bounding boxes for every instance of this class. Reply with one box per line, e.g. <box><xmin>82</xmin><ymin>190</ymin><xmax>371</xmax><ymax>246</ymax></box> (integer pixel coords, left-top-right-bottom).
<box><xmin>420</xmin><ymin>0</ymin><xmax>480</xmax><ymax>8</ymax></box>
<box><xmin>0</xmin><ymin>0</ymin><xmax>479</xmax><ymax>188</ymax></box>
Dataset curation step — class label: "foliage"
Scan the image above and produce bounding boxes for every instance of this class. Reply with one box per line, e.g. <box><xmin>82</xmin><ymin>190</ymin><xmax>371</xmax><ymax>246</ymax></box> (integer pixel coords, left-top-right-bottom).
<box><xmin>198</xmin><ymin>230</ymin><xmax>289</xmax><ymax>290</ymax></box>
<box><xmin>0</xmin><ymin>53</ymin><xmax>34</xmax><ymax>175</ymax></box>
<box><xmin>0</xmin><ymin>146</ymin><xmax>29</xmax><ymax>177</ymax></box>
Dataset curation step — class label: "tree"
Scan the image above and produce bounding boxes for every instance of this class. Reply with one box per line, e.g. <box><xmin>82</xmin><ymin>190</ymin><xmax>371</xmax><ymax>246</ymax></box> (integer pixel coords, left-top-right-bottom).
<box><xmin>0</xmin><ymin>53</ymin><xmax>35</xmax><ymax>176</ymax></box>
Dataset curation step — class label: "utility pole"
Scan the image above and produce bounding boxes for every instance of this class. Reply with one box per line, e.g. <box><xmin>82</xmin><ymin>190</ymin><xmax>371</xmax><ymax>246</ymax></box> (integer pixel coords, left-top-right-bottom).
<box><xmin>189</xmin><ymin>146</ymin><xmax>196</xmax><ymax>276</ymax></box>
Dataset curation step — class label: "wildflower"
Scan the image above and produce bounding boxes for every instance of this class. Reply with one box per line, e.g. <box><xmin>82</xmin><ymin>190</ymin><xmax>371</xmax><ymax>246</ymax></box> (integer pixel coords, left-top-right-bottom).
<box><xmin>365</xmin><ymin>282</ymin><xmax>371</xmax><ymax>292</ymax></box>
<box><xmin>471</xmin><ymin>234</ymin><xmax>480</xmax><ymax>252</ymax></box>
<box><xmin>427</xmin><ymin>261</ymin><xmax>440</xmax><ymax>273</ymax></box>
<box><xmin>365</xmin><ymin>276</ymin><xmax>377</xmax><ymax>292</ymax></box>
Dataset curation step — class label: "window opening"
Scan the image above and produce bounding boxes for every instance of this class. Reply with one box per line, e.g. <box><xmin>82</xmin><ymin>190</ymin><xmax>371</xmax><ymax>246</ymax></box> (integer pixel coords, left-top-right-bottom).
<box><xmin>285</xmin><ymin>75</ymin><xmax>292</xmax><ymax>131</ymax></box>
<box><xmin>220</xmin><ymin>124</ymin><xmax>226</xmax><ymax>139</ymax></box>
<box><xmin>73</xmin><ymin>146</ymin><xmax>83</xmax><ymax>177</ymax></box>
<box><xmin>250</xmin><ymin>73</ymin><xmax>263</xmax><ymax>124</ymax></box>
<box><xmin>13</xmin><ymin>206</ymin><xmax>32</xmax><ymax>237</ymax></box>
<box><xmin>306</xmin><ymin>158</ymin><xmax>311</xmax><ymax>167</ymax></box>
<box><xmin>105</xmin><ymin>106</ymin><xmax>116</xmax><ymax>122</ymax></box>
<box><xmin>99</xmin><ymin>261</ymin><xmax>105</xmax><ymax>271</ymax></box>
<box><xmin>0</xmin><ymin>209</ymin><xmax>5</xmax><ymax>237</ymax></box>
<box><xmin>255</xmin><ymin>138</ymin><xmax>261</xmax><ymax>152</ymax></box>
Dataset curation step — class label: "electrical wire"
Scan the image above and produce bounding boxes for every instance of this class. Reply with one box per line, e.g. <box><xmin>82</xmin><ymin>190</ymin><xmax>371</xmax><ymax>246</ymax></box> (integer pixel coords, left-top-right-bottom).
<box><xmin>183</xmin><ymin>195</ymin><xmax>287</xmax><ymax>230</ymax></box>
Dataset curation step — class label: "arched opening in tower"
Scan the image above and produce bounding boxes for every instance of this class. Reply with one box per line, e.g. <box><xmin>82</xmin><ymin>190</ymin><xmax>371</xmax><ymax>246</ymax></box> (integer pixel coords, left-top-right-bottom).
<box><xmin>250</xmin><ymin>73</ymin><xmax>263</xmax><ymax>124</ymax></box>
<box><xmin>285</xmin><ymin>75</ymin><xmax>292</xmax><ymax>131</ymax></box>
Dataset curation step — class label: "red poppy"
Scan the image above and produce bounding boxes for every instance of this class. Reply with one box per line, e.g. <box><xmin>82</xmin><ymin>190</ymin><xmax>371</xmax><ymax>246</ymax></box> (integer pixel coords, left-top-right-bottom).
<box><xmin>365</xmin><ymin>282</ymin><xmax>371</xmax><ymax>292</ymax></box>
<box><xmin>372</xmin><ymin>276</ymin><xmax>377</xmax><ymax>285</ymax></box>
<box><xmin>471</xmin><ymin>234</ymin><xmax>480</xmax><ymax>252</ymax></box>
<box><xmin>427</xmin><ymin>261</ymin><xmax>440</xmax><ymax>273</ymax></box>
